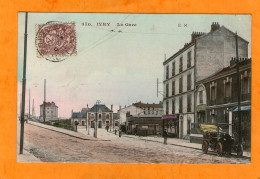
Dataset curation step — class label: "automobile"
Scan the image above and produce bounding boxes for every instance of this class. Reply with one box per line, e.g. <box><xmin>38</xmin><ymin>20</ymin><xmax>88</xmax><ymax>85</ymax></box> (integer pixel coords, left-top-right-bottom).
<box><xmin>200</xmin><ymin>124</ymin><xmax>243</xmax><ymax>157</ymax></box>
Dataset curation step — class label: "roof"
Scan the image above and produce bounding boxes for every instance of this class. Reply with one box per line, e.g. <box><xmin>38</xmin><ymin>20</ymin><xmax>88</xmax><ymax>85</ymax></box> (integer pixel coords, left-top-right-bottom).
<box><xmin>71</xmin><ymin>112</ymin><xmax>86</xmax><ymax>118</ymax></box>
<box><xmin>163</xmin><ymin>25</ymin><xmax>249</xmax><ymax>65</ymax></box>
<box><xmin>40</xmin><ymin>101</ymin><xmax>58</xmax><ymax>108</ymax></box>
<box><xmin>198</xmin><ymin>57</ymin><xmax>251</xmax><ymax>84</ymax></box>
<box><xmin>133</xmin><ymin>101</ymin><xmax>163</xmax><ymax>108</ymax></box>
<box><xmin>88</xmin><ymin>104</ymin><xmax>113</xmax><ymax>112</ymax></box>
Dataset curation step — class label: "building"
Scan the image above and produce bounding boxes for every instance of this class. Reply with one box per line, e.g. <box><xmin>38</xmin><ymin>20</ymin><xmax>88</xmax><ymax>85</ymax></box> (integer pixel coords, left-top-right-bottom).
<box><xmin>86</xmin><ymin>104</ymin><xmax>113</xmax><ymax>129</ymax></box>
<box><xmin>194</xmin><ymin>57</ymin><xmax>251</xmax><ymax>147</ymax></box>
<box><xmin>40</xmin><ymin>101</ymin><xmax>58</xmax><ymax>121</ymax></box>
<box><xmin>71</xmin><ymin>107</ymin><xmax>90</xmax><ymax>126</ymax></box>
<box><xmin>118</xmin><ymin>101</ymin><xmax>163</xmax><ymax>134</ymax></box>
<box><xmin>163</xmin><ymin>22</ymin><xmax>249</xmax><ymax>139</ymax></box>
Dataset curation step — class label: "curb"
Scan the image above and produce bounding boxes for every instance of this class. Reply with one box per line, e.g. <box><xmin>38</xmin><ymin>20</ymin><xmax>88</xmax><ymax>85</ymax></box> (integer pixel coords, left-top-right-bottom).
<box><xmin>28</xmin><ymin>122</ymin><xmax>110</xmax><ymax>142</ymax></box>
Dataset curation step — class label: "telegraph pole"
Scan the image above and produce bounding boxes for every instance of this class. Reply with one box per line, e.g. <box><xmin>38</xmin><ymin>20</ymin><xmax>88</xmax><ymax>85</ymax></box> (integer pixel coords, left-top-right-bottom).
<box><xmin>236</xmin><ymin>32</ymin><xmax>242</xmax><ymax>144</ymax></box>
<box><xmin>19</xmin><ymin>12</ymin><xmax>28</xmax><ymax>154</ymax></box>
<box><xmin>29</xmin><ymin>88</ymin><xmax>30</xmax><ymax>119</ymax></box>
<box><xmin>43</xmin><ymin>79</ymin><xmax>46</xmax><ymax>123</ymax></box>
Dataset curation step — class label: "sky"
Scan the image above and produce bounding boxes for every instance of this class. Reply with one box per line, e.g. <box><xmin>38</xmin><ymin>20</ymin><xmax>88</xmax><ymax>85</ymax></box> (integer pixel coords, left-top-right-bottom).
<box><xmin>17</xmin><ymin>13</ymin><xmax>251</xmax><ymax>118</ymax></box>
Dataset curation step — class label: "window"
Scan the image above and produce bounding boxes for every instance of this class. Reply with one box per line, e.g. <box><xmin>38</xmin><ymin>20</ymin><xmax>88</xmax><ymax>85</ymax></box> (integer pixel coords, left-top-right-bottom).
<box><xmin>106</xmin><ymin>114</ymin><xmax>109</xmax><ymax>119</ymax></box>
<box><xmin>166</xmin><ymin>83</ymin><xmax>169</xmax><ymax>97</ymax></box>
<box><xmin>166</xmin><ymin>101</ymin><xmax>169</xmax><ymax>115</ymax></box>
<box><xmin>179</xmin><ymin>96</ymin><xmax>183</xmax><ymax>113</ymax></box>
<box><xmin>242</xmin><ymin>76</ymin><xmax>250</xmax><ymax>94</ymax></box>
<box><xmin>225</xmin><ymin>82</ymin><xmax>231</xmax><ymax>97</ymax></box>
<box><xmin>210</xmin><ymin>82</ymin><xmax>217</xmax><ymax>104</ymax></box>
<box><xmin>166</xmin><ymin>66</ymin><xmax>169</xmax><ymax>79</ymax></box>
<box><xmin>172</xmin><ymin>99</ymin><xmax>175</xmax><ymax>114</ymax></box>
<box><xmin>179</xmin><ymin>57</ymin><xmax>183</xmax><ymax>72</ymax></box>
<box><xmin>179</xmin><ymin>77</ymin><xmax>183</xmax><ymax>93</ymax></box>
<box><xmin>187</xmin><ymin>73</ymin><xmax>191</xmax><ymax>91</ymax></box>
<box><xmin>91</xmin><ymin>114</ymin><xmax>94</xmax><ymax>119</ymax></box>
<box><xmin>187</xmin><ymin>51</ymin><xmax>191</xmax><ymax>68</ymax></box>
<box><xmin>199</xmin><ymin>91</ymin><xmax>203</xmax><ymax>104</ymax></box>
<box><xmin>99</xmin><ymin>114</ymin><xmax>102</xmax><ymax>119</ymax></box>
<box><xmin>187</xmin><ymin>94</ymin><xmax>192</xmax><ymax>112</ymax></box>
<box><xmin>172</xmin><ymin>81</ymin><xmax>175</xmax><ymax>96</ymax></box>
<box><xmin>172</xmin><ymin>62</ymin><xmax>175</xmax><ymax>76</ymax></box>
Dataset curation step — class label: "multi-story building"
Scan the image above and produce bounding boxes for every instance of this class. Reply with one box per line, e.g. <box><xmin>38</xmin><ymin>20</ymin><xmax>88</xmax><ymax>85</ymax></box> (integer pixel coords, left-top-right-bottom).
<box><xmin>40</xmin><ymin>101</ymin><xmax>58</xmax><ymax>121</ymax></box>
<box><xmin>86</xmin><ymin>104</ymin><xmax>113</xmax><ymax>129</ymax></box>
<box><xmin>118</xmin><ymin>101</ymin><xmax>163</xmax><ymax>133</ymax></box>
<box><xmin>163</xmin><ymin>22</ymin><xmax>249</xmax><ymax>139</ymax></box>
<box><xmin>195</xmin><ymin>57</ymin><xmax>251</xmax><ymax>147</ymax></box>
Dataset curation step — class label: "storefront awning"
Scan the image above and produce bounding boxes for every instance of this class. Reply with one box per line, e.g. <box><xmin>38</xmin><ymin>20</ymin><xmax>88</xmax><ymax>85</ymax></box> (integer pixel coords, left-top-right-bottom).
<box><xmin>233</xmin><ymin>106</ymin><xmax>251</xmax><ymax>112</ymax></box>
<box><xmin>196</xmin><ymin>105</ymin><xmax>207</xmax><ymax>112</ymax></box>
<box><xmin>163</xmin><ymin>115</ymin><xmax>178</xmax><ymax>120</ymax></box>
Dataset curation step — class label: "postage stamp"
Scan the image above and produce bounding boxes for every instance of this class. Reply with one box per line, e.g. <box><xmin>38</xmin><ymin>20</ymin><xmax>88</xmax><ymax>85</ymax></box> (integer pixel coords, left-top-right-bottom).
<box><xmin>35</xmin><ymin>22</ymin><xmax>77</xmax><ymax>61</ymax></box>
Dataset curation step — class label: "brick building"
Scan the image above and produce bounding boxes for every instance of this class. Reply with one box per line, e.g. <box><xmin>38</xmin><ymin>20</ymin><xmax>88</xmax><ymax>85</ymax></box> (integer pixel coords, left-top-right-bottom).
<box><xmin>163</xmin><ymin>22</ymin><xmax>249</xmax><ymax>139</ymax></box>
<box><xmin>86</xmin><ymin>104</ymin><xmax>113</xmax><ymax>129</ymax></box>
<box><xmin>195</xmin><ymin>58</ymin><xmax>251</xmax><ymax>147</ymax></box>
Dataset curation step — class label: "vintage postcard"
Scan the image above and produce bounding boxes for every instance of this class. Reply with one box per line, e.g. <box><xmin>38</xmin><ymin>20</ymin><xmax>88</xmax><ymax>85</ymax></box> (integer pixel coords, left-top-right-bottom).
<box><xmin>17</xmin><ymin>13</ymin><xmax>251</xmax><ymax>164</ymax></box>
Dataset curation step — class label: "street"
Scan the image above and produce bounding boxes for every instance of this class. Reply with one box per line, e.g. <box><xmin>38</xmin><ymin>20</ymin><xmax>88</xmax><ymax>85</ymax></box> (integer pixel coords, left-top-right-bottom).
<box><xmin>20</xmin><ymin>122</ymin><xmax>250</xmax><ymax>163</ymax></box>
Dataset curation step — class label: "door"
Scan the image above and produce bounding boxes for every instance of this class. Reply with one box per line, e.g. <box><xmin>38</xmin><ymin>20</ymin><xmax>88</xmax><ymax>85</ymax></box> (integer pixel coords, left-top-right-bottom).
<box><xmin>98</xmin><ymin>121</ymin><xmax>102</xmax><ymax>128</ymax></box>
<box><xmin>91</xmin><ymin>121</ymin><xmax>94</xmax><ymax>128</ymax></box>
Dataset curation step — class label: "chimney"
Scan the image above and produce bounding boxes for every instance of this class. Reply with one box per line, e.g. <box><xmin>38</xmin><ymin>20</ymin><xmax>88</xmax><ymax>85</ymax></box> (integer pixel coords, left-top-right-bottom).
<box><xmin>111</xmin><ymin>104</ymin><xmax>113</xmax><ymax>111</ymax></box>
<box><xmin>87</xmin><ymin>104</ymin><xmax>88</xmax><ymax>108</ymax></box>
<box><xmin>211</xmin><ymin>22</ymin><xmax>220</xmax><ymax>32</ymax></box>
<box><xmin>191</xmin><ymin>32</ymin><xmax>205</xmax><ymax>41</ymax></box>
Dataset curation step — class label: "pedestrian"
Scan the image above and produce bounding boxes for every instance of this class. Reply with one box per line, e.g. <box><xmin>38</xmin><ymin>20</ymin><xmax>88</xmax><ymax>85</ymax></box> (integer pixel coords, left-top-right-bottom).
<box><xmin>115</xmin><ymin>129</ymin><xmax>117</xmax><ymax>135</ymax></box>
<box><xmin>106</xmin><ymin>125</ymin><xmax>109</xmax><ymax>132</ymax></box>
<box><xmin>163</xmin><ymin>129</ymin><xmax>167</xmax><ymax>144</ymax></box>
<box><xmin>119</xmin><ymin>129</ymin><xmax>122</xmax><ymax>138</ymax></box>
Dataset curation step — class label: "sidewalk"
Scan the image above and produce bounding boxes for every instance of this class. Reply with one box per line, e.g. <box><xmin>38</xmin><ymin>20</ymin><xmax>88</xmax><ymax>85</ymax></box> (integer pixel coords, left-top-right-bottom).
<box><xmin>121</xmin><ymin>133</ymin><xmax>251</xmax><ymax>158</ymax></box>
<box><xmin>17</xmin><ymin>120</ymin><xmax>42</xmax><ymax>162</ymax></box>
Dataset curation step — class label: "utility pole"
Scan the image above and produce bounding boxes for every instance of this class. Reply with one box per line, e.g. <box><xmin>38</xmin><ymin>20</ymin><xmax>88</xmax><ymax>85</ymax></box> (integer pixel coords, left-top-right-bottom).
<box><xmin>236</xmin><ymin>32</ymin><xmax>242</xmax><ymax>144</ymax></box>
<box><xmin>32</xmin><ymin>98</ymin><xmax>35</xmax><ymax>117</ymax></box>
<box><xmin>19</xmin><ymin>12</ymin><xmax>28</xmax><ymax>154</ymax></box>
<box><xmin>29</xmin><ymin>88</ymin><xmax>30</xmax><ymax>119</ymax></box>
<box><xmin>43</xmin><ymin>79</ymin><xmax>46</xmax><ymax>124</ymax></box>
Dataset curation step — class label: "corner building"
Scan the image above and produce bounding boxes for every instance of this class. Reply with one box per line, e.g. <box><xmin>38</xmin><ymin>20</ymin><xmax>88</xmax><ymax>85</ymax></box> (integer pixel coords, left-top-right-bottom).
<box><xmin>163</xmin><ymin>22</ymin><xmax>248</xmax><ymax>139</ymax></box>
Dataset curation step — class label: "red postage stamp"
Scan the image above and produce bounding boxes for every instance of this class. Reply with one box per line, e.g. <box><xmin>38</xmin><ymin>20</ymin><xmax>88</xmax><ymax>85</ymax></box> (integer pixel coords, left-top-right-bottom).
<box><xmin>35</xmin><ymin>22</ymin><xmax>77</xmax><ymax>61</ymax></box>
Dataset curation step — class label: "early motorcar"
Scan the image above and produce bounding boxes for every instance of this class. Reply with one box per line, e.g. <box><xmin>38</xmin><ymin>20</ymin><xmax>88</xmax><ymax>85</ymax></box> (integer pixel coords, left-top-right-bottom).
<box><xmin>200</xmin><ymin>124</ymin><xmax>243</xmax><ymax>157</ymax></box>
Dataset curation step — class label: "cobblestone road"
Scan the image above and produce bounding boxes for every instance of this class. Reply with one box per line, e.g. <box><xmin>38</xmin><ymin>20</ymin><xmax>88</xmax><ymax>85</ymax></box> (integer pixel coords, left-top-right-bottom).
<box><xmin>23</xmin><ymin>124</ymin><xmax>250</xmax><ymax>163</ymax></box>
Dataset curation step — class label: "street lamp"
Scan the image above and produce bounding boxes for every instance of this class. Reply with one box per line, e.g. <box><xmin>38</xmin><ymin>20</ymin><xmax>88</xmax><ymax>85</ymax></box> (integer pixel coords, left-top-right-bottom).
<box><xmin>94</xmin><ymin>100</ymin><xmax>101</xmax><ymax>138</ymax></box>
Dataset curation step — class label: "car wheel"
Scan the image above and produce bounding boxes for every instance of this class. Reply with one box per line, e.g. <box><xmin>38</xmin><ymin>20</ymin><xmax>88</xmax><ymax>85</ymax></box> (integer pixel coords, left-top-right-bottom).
<box><xmin>202</xmin><ymin>141</ymin><xmax>208</xmax><ymax>154</ymax></box>
<box><xmin>216</xmin><ymin>142</ymin><xmax>223</xmax><ymax>156</ymax></box>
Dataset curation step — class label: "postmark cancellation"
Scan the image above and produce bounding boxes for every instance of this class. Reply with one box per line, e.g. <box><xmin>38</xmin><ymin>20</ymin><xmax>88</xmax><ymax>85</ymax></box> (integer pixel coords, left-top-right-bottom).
<box><xmin>35</xmin><ymin>22</ymin><xmax>77</xmax><ymax>61</ymax></box>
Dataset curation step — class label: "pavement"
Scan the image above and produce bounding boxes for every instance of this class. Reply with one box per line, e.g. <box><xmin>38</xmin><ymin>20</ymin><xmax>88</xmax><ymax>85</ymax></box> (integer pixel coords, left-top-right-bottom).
<box><xmin>17</xmin><ymin>121</ymin><xmax>251</xmax><ymax>161</ymax></box>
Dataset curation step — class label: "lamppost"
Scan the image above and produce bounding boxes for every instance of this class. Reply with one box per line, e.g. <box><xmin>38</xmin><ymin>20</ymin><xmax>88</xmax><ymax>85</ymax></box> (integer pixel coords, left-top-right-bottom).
<box><xmin>94</xmin><ymin>100</ymin><xmax>101</xmax><ymax>138</ymax></box>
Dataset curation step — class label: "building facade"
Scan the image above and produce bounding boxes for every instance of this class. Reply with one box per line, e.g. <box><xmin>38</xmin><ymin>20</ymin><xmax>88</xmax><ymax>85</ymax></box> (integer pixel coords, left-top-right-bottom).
<box><xmin>71</xmin><ymin>107</ymin><xmax>89</xmax><ymax>126</ymax></box>
<box><xmin>163</xmin><ymin>22</ymin><xmax>249</xmax><ymax>139</ymax></box>
<box><xmin>86</xmin><ymin>104</ymin><xmax>113</xmax><ymax>129</ymax></box>
<box><xmin>118</xmin><ymin>101</ymin><xmax>163</xmax><ymax>133</ymax></box>
<box><xmin>195</xmin><ymin>58</ymin><xmax>251</xmax><ymax>148</ymax></box>
<box><xmin>40</xmin><ymin>101</ymin><xmax>58</xmax><ymax>121</ymax></box>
